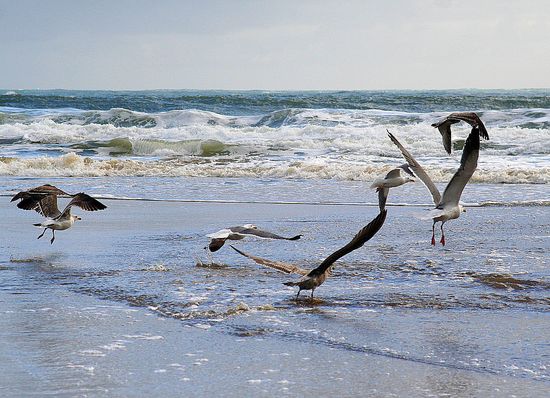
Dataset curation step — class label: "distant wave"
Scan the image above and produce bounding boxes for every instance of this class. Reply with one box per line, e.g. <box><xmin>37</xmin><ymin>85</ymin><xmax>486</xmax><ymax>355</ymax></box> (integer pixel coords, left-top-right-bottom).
<box><xmin>3</xmin><ymin>106</ymin><xmax>550</xmax><ymax>129</ymax></box>
<box><xmin>1</xmin><ymin>153</ymin><xmax>548</xmax><ymax>183</ymax></box>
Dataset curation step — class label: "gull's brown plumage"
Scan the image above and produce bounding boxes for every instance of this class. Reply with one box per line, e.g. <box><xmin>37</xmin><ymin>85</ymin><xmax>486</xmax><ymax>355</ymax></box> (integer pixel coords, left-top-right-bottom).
<box><xmin>232</xmin><ymin>210</ymin><xmax>387</xmax><ymax>298</ymax></box>
<box><xmin>11</xmin><ymin>185</ymin><xmax>108</xmax><ymax>244</ymax></box>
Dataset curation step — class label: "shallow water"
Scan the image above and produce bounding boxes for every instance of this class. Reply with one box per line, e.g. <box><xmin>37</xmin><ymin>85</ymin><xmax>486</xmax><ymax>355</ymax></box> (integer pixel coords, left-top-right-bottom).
<box><xmin>1</xmin><ymin>177</ymin><xmax>549</xmax><ymax>396</ymax></box>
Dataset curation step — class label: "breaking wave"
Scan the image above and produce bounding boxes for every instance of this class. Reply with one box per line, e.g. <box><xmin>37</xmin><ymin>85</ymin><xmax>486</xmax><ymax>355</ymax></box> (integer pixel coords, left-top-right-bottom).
<box><xmin>1</xmin><ymin>152</ymin><xmax>548</xmax><ymax>183</ymax></box>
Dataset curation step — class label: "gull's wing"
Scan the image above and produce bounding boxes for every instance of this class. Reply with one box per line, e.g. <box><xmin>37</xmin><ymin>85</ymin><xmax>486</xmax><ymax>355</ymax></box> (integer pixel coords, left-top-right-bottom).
<box><xmin>209</xmin><ymin>238</ymin><xmax>227</xmax><ymax>252</ymax></box>
<box><xmin>206</xmin><ymin>229</ymin><xmax>232</xmax><ymax>239</ymax></box>
<box><xmin>431</xmin><ymin>112</ymin><xmax>489</xmax><ymax>154</ymax></box>
<box><xmin>36</xmin><ymin>194</ymin><xmax>62</xmax><ymax>218</ymax></box>
<box><xmin>11</xmin><ymin>184</ymin><xmax>69</xmax><ymax>216</ymax></box>
<box><xmin>440</xmin><ymin>127</ymin><xmax>480</xmax><ymax>207</ymax></box>
<box><xmin>431</xmin><ymin>118</ymin><xmax>458</xmax><ymax>154</ymax></box>
<box><xmin>57</xmin><ymin>193</ymin><xmax>107</xmax><ymax>219</ymax></box>
<box><xmin>398</xmin><ymin>163</ymin><xmax>415</xmax><ymax>177</ymax></box>
<box><xmin>11</xmin><ymin>184</ymin><xmax>69</xmax><ymax>202</ymax></box>
<box><xmin>385</xmin><ymin>168</ymin><xmax>402</xmax><ymax>179</ymax></box>
<box><xmin>231</xmin><ymin>227</ymin><xmax>302</xmax><ymax>241</ymax></box>
<box><xmin>308</xmin><ymin>210</ymin><xmax>387</xmax><ymax>277</ymax></box>
<box><xmin>377</xmin><ymin>187</ymin><xmax>389</xmax><ymax>211</ymax></box>
<box><xmin>387</xmin><ymin>131</ymin><xmax>441</xmax><ymax>206</ymax></box>
<box><xmin>230</xmin><ymin>245</ymin><xmax>309</xmax><ymax>276</ymax></box>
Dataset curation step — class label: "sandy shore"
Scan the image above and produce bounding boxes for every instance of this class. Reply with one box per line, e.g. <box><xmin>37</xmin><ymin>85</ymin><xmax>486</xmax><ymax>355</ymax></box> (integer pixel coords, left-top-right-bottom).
<box><xmin>1</xmin><ymin>190</ymin><xmax>549</xmax><ymax>397</ymax></box>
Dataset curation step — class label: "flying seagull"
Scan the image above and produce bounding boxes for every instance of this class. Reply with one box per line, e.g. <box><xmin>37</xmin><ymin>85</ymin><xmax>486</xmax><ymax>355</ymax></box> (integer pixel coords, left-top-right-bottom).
<box><xmin>206</xmin><ymin>224</ymin><xmax>302</xmax><ymax>252</ymax></box>
<box><xmin>431</xmin><ymin>112</ymin><xmax>489</xmax><ymax>154</ymax></box>
<box><xmin>388</xmin><ymin>127</ymin><xmax>481</xmax><ymax>246</ymax></box>
<box><xmin>231</xmin><ymin>210</ymin><xmax>387</xmax><ymax>298</ymax></box>
<box><xmin>12</xmin><ymin>185</ymin><xmax>107</xmax><ymax>244</ymax></box>
<box><xmin>370</xmin><ymin>164</ymin><xmax>415</xmax><ymax>211</ymax></box>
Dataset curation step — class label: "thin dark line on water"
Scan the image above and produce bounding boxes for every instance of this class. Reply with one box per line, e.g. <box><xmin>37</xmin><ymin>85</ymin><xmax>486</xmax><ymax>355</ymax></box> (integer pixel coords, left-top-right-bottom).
<box><xmin>0</xmin><ymin>193</ymin><xmax>474</xmax><ymax>207</ymax></box>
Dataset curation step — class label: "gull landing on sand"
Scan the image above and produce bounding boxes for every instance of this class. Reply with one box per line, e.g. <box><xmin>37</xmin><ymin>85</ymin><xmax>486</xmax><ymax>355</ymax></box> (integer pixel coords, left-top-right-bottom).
<box><xmin>388</xmin><ymin>126</ymin><xmax>481</xmax><ymax>246</ymax></box>
<box><xmin>231</xmin><ymin>210</ymin><xmax>387</xmax><ymax>299</ymax></box>
<box><xmin>12</xmin><ymin>185</ymin><xmax>107</xmax><ymax>244</ymax></box>
<box><xmin>370</xmin><ymin>164</ymin><xmax>415</xmax><ymax>211</ymax></box>
<box><xmin>431</xmin><ymin>112</ymin><xmax>489</xmax><ymax>154</ymax></box>
<box><xmin>205</xmin><ymin>225</ymin><xmax>302</xmax><ymax>252</ymax></box>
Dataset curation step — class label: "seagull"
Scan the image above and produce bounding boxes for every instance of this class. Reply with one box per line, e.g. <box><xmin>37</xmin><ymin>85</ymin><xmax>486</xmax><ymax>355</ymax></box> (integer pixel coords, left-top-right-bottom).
<box><xmin>431</xmin><ymin>112</ymin><xmax>489</xmax><ymax>154</ymax></box>
<box><xmin>388</xmin><ymin>127</ymin><xmax>481</xmax><ymax>246</ymax></box>
<box><xmin>231</xmin><ymin>210</ymin><xmax>387</xmax><ymax>298</ymax></box>
<box><xmin>370</xmin><ymin>164</ymin><xmax>415</xmax><ymax>211</ymax></box>
<box><xmin>12</xmin><ymin>185</ymin><xmax>107</xmax><ymax>244</ymax></box>
<box><xmin>206</xmin><ymin>224</ymin><xmax>302</xmax><ymax>252</ymax></box>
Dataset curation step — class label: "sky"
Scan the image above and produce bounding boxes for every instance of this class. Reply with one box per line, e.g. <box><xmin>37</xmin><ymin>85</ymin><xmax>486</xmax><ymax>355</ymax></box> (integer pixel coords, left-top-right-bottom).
<box><xmin>1</xmin><ymin>0</ymin><xmax>549</xmax><ymax>90</ymax></box>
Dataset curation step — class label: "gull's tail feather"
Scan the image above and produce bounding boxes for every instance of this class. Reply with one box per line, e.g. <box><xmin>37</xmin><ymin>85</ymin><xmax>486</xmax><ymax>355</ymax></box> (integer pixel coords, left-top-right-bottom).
<box><xmin>283</xmin><ymin>281</ymin><xmax>299</xmax><ymax>286</ymax></box>
<box><xmin>287</xmin><ymin>235</ymin><xmax>302</xmax><ymax>241</ymax></box>
<box><xmin>420</xmin><ymin>208</ymin><xmax>445</xmax><ymax>220</ymax></box>
<box><xmin>33</xmin><ymin>223</ymin><xmax>42</xmax><ymax>227</ymax></box>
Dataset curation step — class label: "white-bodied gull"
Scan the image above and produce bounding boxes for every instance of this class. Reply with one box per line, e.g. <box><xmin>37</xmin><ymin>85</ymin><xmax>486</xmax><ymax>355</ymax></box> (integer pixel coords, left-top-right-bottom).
<box><xmin>431</xmin><ymin>112</ymin><xmax>489</xmax><ymax>154</ymax></box>
<box><xmin>206</xmin><ymin>225</ymin><xmax>302</xmax><ymax>252</ymax></box>
<box><xmin>370</xmin><ymin>164</ymin><xmax>415</xmax><ymax>211</ymax></box>
<box><xmin>231</xmin><ymin>210</ymin><xmax>387</xmax><ymax>298</ymax></box>
<box><xmin>388</xmin><ymin>126</ymin><xmax>481</xmax><ymax>246</ymax></box>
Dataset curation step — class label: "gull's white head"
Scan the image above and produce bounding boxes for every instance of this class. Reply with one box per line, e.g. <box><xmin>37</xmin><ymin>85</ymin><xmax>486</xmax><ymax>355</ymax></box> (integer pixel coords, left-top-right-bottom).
<box><xmin>459</xmin><ymin>204</ymin><xmax>466</xmax><ymax>213</ymax></box>
<box><xmin>243</xmin><ymin>224</ymin><xmax>257</xmax><ymax>229</ymax></box>
<box><xmin>406</xmin><ymin>177</ymin><xmax>416</xmax><ymax>183</ymax></box>
<box><xmin>72</xmin><ymin>215</ymin><xmax>82</xmax><ymax>221</ymax></box>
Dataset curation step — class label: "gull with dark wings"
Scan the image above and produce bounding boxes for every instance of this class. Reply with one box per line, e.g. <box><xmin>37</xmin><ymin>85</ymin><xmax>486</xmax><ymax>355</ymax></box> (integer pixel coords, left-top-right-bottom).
<box><xmin>206</xmin><ymin>224</ymin><xmax>302</xmax><ymax>253</ymax></box>
<box><xmin>231</xmin><ymin>210</ymin><xmax>386</xmax><ymax>299</ymax></box>
<box><xmin>370</xmin><ymin>164</ymin><xmax>415</xmax><ymax>211</ymax></box>
<box><xmin>388</xmin><ymin>125</ymin><xmax>481</xmax><ymax>246</ymax></box>
<box><xmin>11</xmin><ymin>185</ymin><xmax>107</xmax><ymax>244</ymax></box>
<box><xmin>431</xmin><ymin>112</ymin><xmax>489</xmax><ymax>154</ymax></box>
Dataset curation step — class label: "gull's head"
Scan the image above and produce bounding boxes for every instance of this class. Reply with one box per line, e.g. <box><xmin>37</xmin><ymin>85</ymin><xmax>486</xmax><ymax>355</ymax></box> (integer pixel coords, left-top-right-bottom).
<box><xmin>73</xmin><ymin>215</ymin><xmax>82</xmax><ymax>221</ymax></box>
<box><xmin>243</xmin><ymin>224</ymin><xmax>257</xmax><ymax>229</ymax></box>
<box><xmin>459</xmin><ymin>204</ymin><xmax>466</xmax><ymax>213</ymax></box>
<box><xmin>406</xmin><ymin>177</ymin><xmax>416</xmax><ymax>183</ymax></box>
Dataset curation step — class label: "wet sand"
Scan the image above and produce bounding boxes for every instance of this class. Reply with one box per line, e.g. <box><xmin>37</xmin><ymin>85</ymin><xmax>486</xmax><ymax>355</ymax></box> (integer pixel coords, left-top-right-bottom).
<box><xmin>1</xmin><ymin>187</ymin><xmax>549</xmax><ymax>397</ymax></box>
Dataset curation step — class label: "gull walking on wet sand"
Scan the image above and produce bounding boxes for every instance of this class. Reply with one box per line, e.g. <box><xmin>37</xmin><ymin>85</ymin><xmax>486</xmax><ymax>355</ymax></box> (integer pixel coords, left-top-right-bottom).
<box><xmin>431</xmin><ymin>112</ymin><xmax>489</xmax><ymax>154</ymax></box>
<box><xmin>370</xmin><ymin>164</ymin><xmax>415</xmax><ymax>210</ymax></box>
<box><xmin>388</xmin><ymin>125</ymin><xmax>482</xmax><ymax>246</ymax></box>
<box><xmin>231</xmin><ymin>210</ymin><xmax>387</xmax><ymax>299</ymax></box>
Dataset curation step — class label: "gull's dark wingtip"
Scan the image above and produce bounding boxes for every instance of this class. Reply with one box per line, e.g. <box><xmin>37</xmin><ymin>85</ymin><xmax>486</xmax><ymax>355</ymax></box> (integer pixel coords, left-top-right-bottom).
<box><xmin>288</xmin><ymin>234</ymin><xmax>302</xmax><ymax>241</ymax></box>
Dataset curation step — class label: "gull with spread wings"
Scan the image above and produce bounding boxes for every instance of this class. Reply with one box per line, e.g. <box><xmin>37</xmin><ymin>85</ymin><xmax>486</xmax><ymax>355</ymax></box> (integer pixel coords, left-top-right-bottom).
<box><xmin>11</xmin><ymin>185</ymin><xmax>107</xmax><ymax>244</ymax></box>
<box><xmin>231</xmin><ymin>210</ymin><xmax>386</xmax><ymax>298</ymax></box>
<box><xmin>206</xmin><ymin>225</ymin><xmax>302</xmax><ymax>253</ymax></box>
<box><xmin>431</xmin><ymin>112</ymin><xmax>489</xmax><ymax>154</ymax></box>
<box><xmin>388</xmin><ymin>126</ymin><xmax>481</xmax><ymax>246</ymax></box>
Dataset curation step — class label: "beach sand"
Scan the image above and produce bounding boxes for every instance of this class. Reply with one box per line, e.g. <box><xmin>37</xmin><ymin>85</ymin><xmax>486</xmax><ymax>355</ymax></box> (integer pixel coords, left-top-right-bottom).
<box><xmin>1</xmin><ymin>185</ymin><xmax>549</xmax><ymax>397</ymax></box>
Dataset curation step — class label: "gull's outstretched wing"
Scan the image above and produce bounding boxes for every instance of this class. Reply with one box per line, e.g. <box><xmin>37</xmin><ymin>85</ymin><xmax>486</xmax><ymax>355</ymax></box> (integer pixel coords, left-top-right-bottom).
<box><xmin>11</xmin><ymin>184</ymin><xmax>69</xmax><ymax>217</ymax></box>
<box><xmin>231</xmin><ymin>245</ymin><xmax>309</xmax><ymax>275</ymax></box>
<box><xmin>308</xmin><ymin>210</ymin><xmax>387</xmax><ymax>277</ymax></box>
<box><xmin>440</xmin><ymin>127</ymin><xmax>480</xmax><ymax>207</ymax></box>
<box><xmin>387</xmin><ymin>131</ymin><xmax>441</xmax><ymax>206</ymax></box>
<box><xmin>230</xmin><ymin>226</ymin><xmax>302</xmax><ymax>241</ymax></box>
<box><xmin>57</xmin><ymin>193</ymin><xmax>107</xmax><ymax>219</ymax></box>
<box><xmin>431</xmin><ymin>112</ymin><xmax>489</xmax><ymax>154</ymax></box>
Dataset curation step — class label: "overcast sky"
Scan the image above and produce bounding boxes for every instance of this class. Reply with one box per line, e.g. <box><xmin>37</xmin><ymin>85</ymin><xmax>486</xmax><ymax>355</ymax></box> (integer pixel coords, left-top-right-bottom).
<box><xmin>1</xmin><ymin>0</ymin><xmax>549</xmax><ymax>90</ymax></box>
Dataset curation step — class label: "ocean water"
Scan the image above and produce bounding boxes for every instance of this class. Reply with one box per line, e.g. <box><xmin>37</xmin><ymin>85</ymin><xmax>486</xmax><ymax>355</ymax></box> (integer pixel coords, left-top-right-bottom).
<box><xmin>1</xmin><ymin>89</ymin><xmax>549</xmax><ymax>183</ymax></box>
<box><xmin>1</xmin><ymin>90</ymin><xmax>549</xmax><ymax>396</ymax></box>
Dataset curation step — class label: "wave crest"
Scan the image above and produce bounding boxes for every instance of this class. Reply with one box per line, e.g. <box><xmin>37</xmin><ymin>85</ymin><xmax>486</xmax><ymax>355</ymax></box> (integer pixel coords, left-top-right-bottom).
<box><xmin>1</xmin><ymin>153</ymin><xmax>548</xmax><ymax>183</ymax></box>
